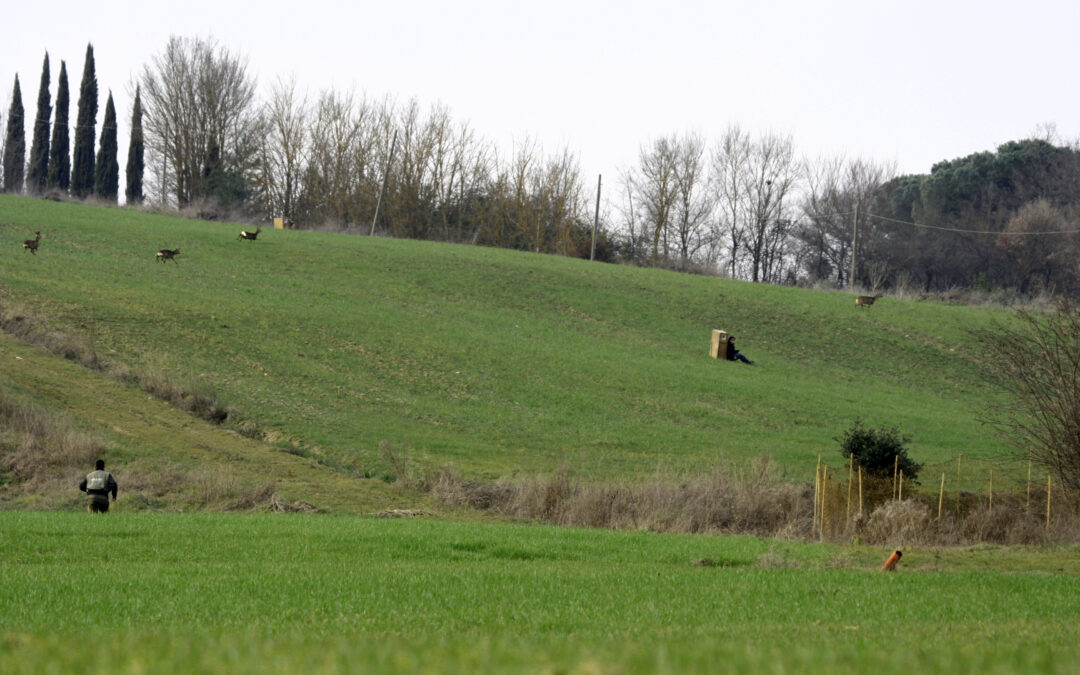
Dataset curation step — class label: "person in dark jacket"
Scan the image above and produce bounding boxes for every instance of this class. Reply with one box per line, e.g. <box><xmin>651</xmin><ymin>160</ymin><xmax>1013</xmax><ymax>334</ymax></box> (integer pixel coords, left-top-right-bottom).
<box><xmin>79</xmin><ymin>459</ymin><xmax>118</xmax><ymax>513</ymax></box>
<box><xmin>726</xmin><ymin>336</ymin><xmax>754</xmax><ymax>364</ymax></box>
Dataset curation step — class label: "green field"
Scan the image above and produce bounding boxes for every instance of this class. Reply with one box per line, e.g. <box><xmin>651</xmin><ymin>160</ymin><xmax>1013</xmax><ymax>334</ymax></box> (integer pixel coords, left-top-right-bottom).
<box><xmin>2</xmin><ymin>511</ymin><xmax>1079</xmax><ymax>674</ymax></box>
<box><xmin>4</xmin><ymin>196</ymin><xmax>1069</xmax><ymax>673</ymax></box>
<box><xmin>0</xmin><ymin>194</ymin><xmax>1012</xmax><ymax>493</ymax></box>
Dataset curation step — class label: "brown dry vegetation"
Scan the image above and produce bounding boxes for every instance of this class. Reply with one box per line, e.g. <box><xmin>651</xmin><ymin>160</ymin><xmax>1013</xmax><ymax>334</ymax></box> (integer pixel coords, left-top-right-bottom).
<box><xmin>0</xmin><ymin>390</ymin><xmax>104</xmax><ymax>497</ymax></box>
<box><xmin>0</xmin><ymin>386</ymin><xmax>302</xmax><ymax>512</ymax></box>
<box><xmin>411</xmin><ymin>460</ymin><xmax>1080</xmax><ymax>546</ymax></box>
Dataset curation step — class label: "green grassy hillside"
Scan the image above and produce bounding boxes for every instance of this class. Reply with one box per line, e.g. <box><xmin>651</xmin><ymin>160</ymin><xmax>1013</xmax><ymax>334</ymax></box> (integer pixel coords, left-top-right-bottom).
<box><xmin>0</xmin><ymin>195</ymin><xmax>1011</xmax><ymax>491</ymax></box>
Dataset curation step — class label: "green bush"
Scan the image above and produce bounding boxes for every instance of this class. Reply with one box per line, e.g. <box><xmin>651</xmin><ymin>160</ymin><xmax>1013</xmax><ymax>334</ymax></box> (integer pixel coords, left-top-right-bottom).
<box><xmin>838</xmin><ymin>419</ymin><xmax>921</xmax><ymax>483</ymax></box>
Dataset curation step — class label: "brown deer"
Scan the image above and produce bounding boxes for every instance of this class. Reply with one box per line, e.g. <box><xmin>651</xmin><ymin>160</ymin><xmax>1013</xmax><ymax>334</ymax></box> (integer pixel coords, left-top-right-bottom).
<box><xmin>22</xmin><ymin>231</ymin><xmax>41</xmax><ymax>254</ymax></box>
<box><xmin>237</xmin><ymin>226</ymin><xmax>261</xmax><ymax>241</ymax></box>
<box><xmin>855</xmin><ymin>294</ymin><xmax>881</xmax><ymax>307</ymax></box>
<box><xmin>156</xmin><ymin>248</ymin><xmax>181</xmax><ymax>264</ymax></box>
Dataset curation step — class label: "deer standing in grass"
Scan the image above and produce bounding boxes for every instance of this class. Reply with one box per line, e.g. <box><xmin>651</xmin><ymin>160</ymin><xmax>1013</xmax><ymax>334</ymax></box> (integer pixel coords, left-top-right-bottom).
<box><xmin>237</xmin><ymin>226</ymin><xmax>261</xmax><ymax>241</ymax></box>
<box><xmin>156</xmin><ymin>248</ymin><xmax>180</xmax><ymax>264</ymax></box>
<box><xmin>23</xmin><ymin>231</ymin><xmax>41</xmax><ymax>254</ymax></box>
<box><xmin>855</xmin><ymin>294</ymin><xmax>881</xmax><ymax>307</ymax></box>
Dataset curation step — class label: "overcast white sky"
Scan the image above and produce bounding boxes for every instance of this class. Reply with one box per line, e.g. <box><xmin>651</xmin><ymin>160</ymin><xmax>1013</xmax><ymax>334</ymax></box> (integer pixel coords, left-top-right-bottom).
<box><xmin>3</xmin><ymin>0</ymin><xmax>1079</xmax><ymax>204</ymax></box>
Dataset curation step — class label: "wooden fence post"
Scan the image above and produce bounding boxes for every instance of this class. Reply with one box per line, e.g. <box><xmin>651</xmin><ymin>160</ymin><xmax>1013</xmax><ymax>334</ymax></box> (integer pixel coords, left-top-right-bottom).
<box><xmin>893</xmin><ymin>455</ymin><xmax>899</xmax><ymax>500</ymax></box>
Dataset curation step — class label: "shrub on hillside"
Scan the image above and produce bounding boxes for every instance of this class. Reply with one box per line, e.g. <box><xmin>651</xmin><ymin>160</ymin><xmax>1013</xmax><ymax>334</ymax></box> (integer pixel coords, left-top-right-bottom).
<box><xmin>838</xmin><ymin>419</ymin><xmax>921</xmax><ymax>483</ymax></box>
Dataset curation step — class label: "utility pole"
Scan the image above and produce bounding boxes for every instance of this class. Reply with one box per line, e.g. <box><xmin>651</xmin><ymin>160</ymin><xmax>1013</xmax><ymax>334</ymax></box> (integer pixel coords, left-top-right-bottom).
<box><xmin>590</xmin><ymin>174</ymin><xmax>602</xmax><ymax>261</ymax></box>
<box><xmin>370</xmin><ymin>130</ymin><xmax>398</xmax><ymax>236</ymax></box>
<box><xmin>849</xmin><ymin>202</ymin><xmax>859</xmax><ymax>289</ymax></box>
<box><xmin>160</xmin><ymin>121</ymin><xmax>168</xmax><ymax>208</ymax></box>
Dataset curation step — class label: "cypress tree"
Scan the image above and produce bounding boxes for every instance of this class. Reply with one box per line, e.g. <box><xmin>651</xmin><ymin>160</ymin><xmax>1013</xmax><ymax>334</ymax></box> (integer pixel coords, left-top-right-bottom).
<box><xmin>71</xmin><ymin>43</ymin><xmax>97</xmax><ymax>199</ymax></box>
<box><xmin>26</xmin><ymin>52</ymin><xmax>51</xmax><ymax>195</ymax></box>
<box><xmin>3</xmin><ymin>75</ymin><xmax>26</xmax><ymax>194</ymax></box>
<box><xmin>47</xmin><ymin>61</ymin><xmax>70</xmax><ymax>192</ymax></box>
<box><xmin>94</xmin><ymin>92</ymin><xmax>118</xmax><ymax>202</ymax></box>
<box><xmin>125</xmin><ymin>86</ymin><xmax>144</xmax><ymax>205</ymax></box>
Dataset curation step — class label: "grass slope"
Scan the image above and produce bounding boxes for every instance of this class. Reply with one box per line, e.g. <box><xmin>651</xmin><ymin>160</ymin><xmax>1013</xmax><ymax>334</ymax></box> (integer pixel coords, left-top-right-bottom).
<box><xmin>0</xmin><ymin>195</ymin><xmax>1011</xmax><ymax>490</ymax></box>
<box><xmin>0</xmin><ymin>330</ymin><xmax>434</xmax><ymax>513</ymax></box>
<box><xmin>3</xmin><ymin>512</ymin><xmax>1079</xmax><ymax>674</ymax></box>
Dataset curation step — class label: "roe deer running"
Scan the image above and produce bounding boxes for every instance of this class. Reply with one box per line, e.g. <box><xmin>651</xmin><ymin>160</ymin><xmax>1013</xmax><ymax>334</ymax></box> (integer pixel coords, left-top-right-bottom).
<box><xmin>156</xmin><ymin>248</ymin><xmax>181</xmax><ymax>264</ymax></box>
<box><xmin>23</xmin><ymin>231</ymin><xmax>41</xmax><ymax>254</ymax></box>
<box><xmin>237</xmin><ymin>226</ymin><xmax>261</xmax><ymax>241</ymax></box>
<box><xmin>855</xmin><ymin>294</ymin><xmax>881</xmax><ymax>307</ymax></box>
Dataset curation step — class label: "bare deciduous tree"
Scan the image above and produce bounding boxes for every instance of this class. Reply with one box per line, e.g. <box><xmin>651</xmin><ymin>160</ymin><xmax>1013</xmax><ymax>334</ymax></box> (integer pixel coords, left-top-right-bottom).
<box><xmin>139</xmin><ymin>35</ymin><xmax>260</xmax><ymax>209</ymax></box>
<box><xmin>711</xmin><ymin>125</ymin><xmax>753</xmax><ymax>278</ymax></box>
<box><xmin>260</xmin><ymin>77</ymin><xmax>308</xmax><ymax>223</ymax></box>
<box><xmin>798</xmin><ymin>156</ymin><xmax>895</xmax><ymax>288</ymax></box>
<box><xmin>615</xmin><ymin>170</ymin><xmax>649</xmax><ymax>265</ymax></box>
<box><xmin>297</xmin><ymin>89</ymin><xmax>378</xmax><ymax>227</ymax></box>
<box><xmin>975</xmin><ymin>302</ymin><xmax>1080</xmax><ymax>490</ymax></box>
<box><xmin>632</xmin><ymin>136</ymin><xmax>680</xmax><ymax>267</ymax></box>
<box><xmin>542</xmin><ymin>147</ymin><xmax>587</xmax><ymax>256</ymax></box>
<box><xmin>745</xmin><ymin>132</ymin><xmax>799</xmax><ymax>283</ymax></box>
<box><xmin>996</xmin><ymin>199</ymin><xmax>1080</xmax><ymax>294</ymax></box>
<box><xmin>390</xmin><ymin>98</ymin><xmax>439</xmax><ymax>238</ymax></box>
<box><xmin>671</xmin><ymin>133</ymin><xmax>715</xmax><ymax>267</ymax></box>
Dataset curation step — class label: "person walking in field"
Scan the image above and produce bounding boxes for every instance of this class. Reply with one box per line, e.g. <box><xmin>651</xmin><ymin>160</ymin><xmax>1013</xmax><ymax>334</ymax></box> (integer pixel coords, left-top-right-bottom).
<box><xmin>79</xmin><ymin>459</ymin><xmax>118</xmax><ymax>513</ymax></box>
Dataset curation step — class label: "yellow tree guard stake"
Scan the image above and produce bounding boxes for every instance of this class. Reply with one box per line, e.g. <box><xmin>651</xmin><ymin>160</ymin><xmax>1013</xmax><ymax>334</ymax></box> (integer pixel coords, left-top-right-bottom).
<box><xmin>1027</xmin><ymin>460</ymin><xmax>1032</xmax><ymax>513</ymax></box>
<box><xmin>820</xmin><ymin>466</ymin><xmax>829</xmax><ymax>541</ymax></box>
<box><xmin>893</xmin><ymin>455</ymin><xmax>899</xmax><ymax>501</ymax></box>
<box><xmin>956</xmin><ymin>455</ymin><xmax>963</xmax><ymax>518</ymax></box>
<box><xmin>1047</xmin><ymin>474</ymin><xmax>1052</xmax><ymax>531</ymax></box>
<box><xmin>938</xmin><ymin>473</ymin><xmax>945</xmax><ymax>522</ymax></box>
<box><xmin>847</xmin><ymin>453</ymin><xmax>854</xmax><ymax>523</ymax></box>
<box><xmin>814</xmin><ymin>456</ymin><xmax>822</xmax><ymax>535</ymax></box>
<box><xmin>858</xmin><ymin>466</ymin><xmax>863</xmax><ymax>516</ymax></box>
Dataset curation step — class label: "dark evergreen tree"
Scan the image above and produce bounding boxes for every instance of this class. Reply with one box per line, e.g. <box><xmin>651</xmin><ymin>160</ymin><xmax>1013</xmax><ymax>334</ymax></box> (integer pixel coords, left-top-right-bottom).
<box><xmin>26</xmin><ymin>52</ymin><xmax>51</xmax><ymax>195</ymax></box>
<box><xmin>125</xmin><ymin>86</ymin><xmax>144</xmax><ymax>204</ymax></box>
<box><xmin>47</xmin><ymin>61</ymin><xmax>71</xmax><ymax>192</ymax></box>
<box><xmin>71</xmin><ymin>43</ymin><xmax>98</xmax><ymax>199</ymax></box>
<box><xmin>837</xmin><ymin>419</ymin><xmax>921</xmax><ymax>483</ymax></box>
<box><xmin>3</xmin><ymin>75</ymin><xmax>26</xmax><ymax>194</ymax></box>
<box><xmin>94</xmin><ymin>92</ymin><xmax>118</xmax><ymax>202</ymax></box>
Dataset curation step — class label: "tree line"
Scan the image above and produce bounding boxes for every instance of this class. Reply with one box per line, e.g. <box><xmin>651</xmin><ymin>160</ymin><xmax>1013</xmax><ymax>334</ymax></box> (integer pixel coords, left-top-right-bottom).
<box><xmin>5</xmin><ymin>36</ymin><xmax>1079</xmax><ymax>296</ymax></box>
<box><xmin>3</xmin><ymin>45</ymin><xmax>144</xmax><ymax>205</ymax></box>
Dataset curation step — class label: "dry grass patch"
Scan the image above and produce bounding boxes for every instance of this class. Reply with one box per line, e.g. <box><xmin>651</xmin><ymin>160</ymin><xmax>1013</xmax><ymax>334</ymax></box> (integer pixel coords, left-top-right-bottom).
<box><xmin>417</xmin><ymin>460</ymin><xmax>1080</xmax><ymax>545</ymax></box>
<box><xmin>0</xmin><ymin>389</ymin><xmax>104</xmax><ymax>491</ymax></box>
<box><xmin>421</xmin><ymin>459</ymin><xmax>815</xmax><ymax>537</ymax></box>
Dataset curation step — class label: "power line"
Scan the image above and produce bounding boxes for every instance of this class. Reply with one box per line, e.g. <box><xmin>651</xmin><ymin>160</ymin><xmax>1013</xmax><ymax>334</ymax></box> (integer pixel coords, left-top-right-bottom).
<box><xmin>868</xmin><ymin>212</ymin><xmax>1080</xmax><ymax>236</ymax></box>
